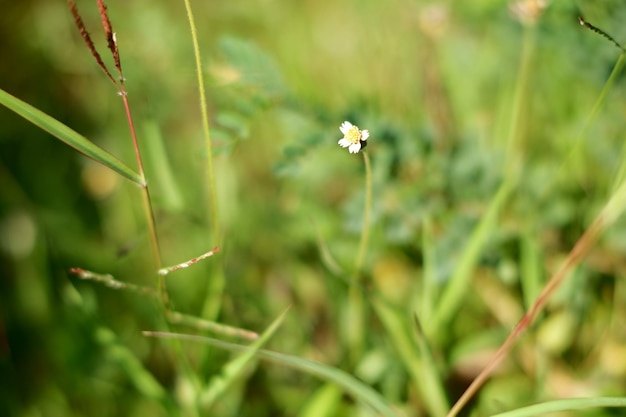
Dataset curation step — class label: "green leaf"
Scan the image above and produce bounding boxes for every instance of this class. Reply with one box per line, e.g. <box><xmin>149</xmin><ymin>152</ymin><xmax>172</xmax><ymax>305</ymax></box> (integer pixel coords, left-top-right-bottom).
<box><xmin>95</xmin><ymin>327</ymin><xmax>166</xmax><ymax>401</ymax></box>
<box><xmin>298</xmin><ymin>383</ymin><xmax>343</xmax><ymax>417</ymax></box>
<box><xmin>372</xmin><ymin>298</ymin><xmax>449</xmax><ymax>417</ymax></box>
<box><xmin>490</xmin><ymin>397</ymin><xmax>626</xmax><ymax>417</ymax></box>
<box><xmin>144</xmin><ymin>330</ymin><xmax>402</xmax><ymax>417</ymax></box>
<box><xmin>428</xmin><ymin>180</ymin><xmax>513</xmax><ymax>337</ymax></box>
<box><xmin>199</xmin><ymin>307</ymin><xmax>289</xmax><ymax>409</ymax></box>
<box><xmin>0</xmin><ymin>88</ymin><xmax>143</xmax><ymax>186</ymax></box>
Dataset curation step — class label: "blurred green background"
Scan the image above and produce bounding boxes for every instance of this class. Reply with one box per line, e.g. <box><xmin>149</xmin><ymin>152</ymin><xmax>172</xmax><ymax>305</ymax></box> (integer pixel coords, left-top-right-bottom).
<box><xmin>2</xmin><ymin>0</ymin><xmax>626</xmax><ymax>416</ymax></box>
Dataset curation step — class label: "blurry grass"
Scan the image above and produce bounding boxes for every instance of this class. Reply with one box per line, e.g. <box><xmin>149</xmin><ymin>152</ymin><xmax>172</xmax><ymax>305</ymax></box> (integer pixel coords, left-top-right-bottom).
<box><xmin>490</xmin><ymin>397</ymin><xmax>626</xmax><ymax>417</ymax></box>
<box><xmin>2</xmin><ymin>1</ymin><xmax>626</xmax><ymax>417</ymax></box>
<box><xmin>144</xmin><ymin>329</ymin><xmax>402</xmax><ymax>417</ymax></box>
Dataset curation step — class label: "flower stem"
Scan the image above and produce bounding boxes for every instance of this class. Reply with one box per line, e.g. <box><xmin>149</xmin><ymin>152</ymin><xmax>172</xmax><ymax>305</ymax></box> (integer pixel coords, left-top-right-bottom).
<box><xmin>354</xmin><ymin>150</ymin><xmax>372</xmax><ymax>277</ymax></box>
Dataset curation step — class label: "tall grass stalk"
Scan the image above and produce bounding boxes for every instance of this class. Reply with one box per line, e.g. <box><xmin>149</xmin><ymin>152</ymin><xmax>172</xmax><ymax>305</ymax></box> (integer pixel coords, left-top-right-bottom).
<box><xmin>447</xmin><ymin>176</ymin><xmax>626</xmax><ymax>416</ymax></box>
<box><xmin>563</xmin><ymin>50</ymin><xmax>626</xmax><ymax>194</ymax></box>
<box><xmin>427</xmin><ymin>180</ymin><xmax>512</xmax><ymax>337</ymax></box>
<box><xmin>606</xmin><ymin>52</ymin><xmax>626</xmax><ymax>191</ymax></box>
<box><xmin>181</xmin><ymin>0</ymin><xmax>225</xmax><ymax>322</ymax></box>
<box><xmin>122</xmin><ymin>96</ymin><xmax>166</xmax><ymax>303</ymax></box>
<box><xmin>504</xmin><ymin>24</ymin><xmax>536</xmax><ymax>181</ymax></box>
<box><xmin>428</xmin><ymin>21</ymin><xmax>536</xmax><ymax>340</ymax></box>
<box><xmin>181</xmin><ymin>0</ymin><xmax>219</xmax><ymax>239</ymax></box>
<box><xmin>418</xmin><ymin>216</ymin><xmax>437</xmax><ymax>323</ymax></box>
<box><xmin>446</xmin><ymin>21</ymin><xmax>626</xmax><ymax>415</ymax></box>
<box><xmin>68</xmin><ymin>0</ymin><xmax>166</xmax><ymax>306</ymax></box>
<box><xmin>372</xmin><ymin>298</ymin><xmax>449</xmax><ymax>417</ymax></box>
<box><xmin>541</xmin><ymin>25</ymin><xmax>625</xmax><ymax>196</ymax></box>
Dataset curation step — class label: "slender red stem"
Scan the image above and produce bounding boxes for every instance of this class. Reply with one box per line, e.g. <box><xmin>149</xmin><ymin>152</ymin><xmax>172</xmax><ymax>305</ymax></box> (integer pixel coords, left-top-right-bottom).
<box><xmin>446</xmin><ymin>215</ymin><xmax>605</xmax><ymax>417</ymax></box>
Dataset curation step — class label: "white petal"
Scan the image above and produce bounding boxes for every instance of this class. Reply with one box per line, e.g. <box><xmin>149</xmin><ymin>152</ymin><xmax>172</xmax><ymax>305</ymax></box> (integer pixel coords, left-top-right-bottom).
<box><xmin>349</xmin><ymin>143</ymin><xmax>361</xmax><ymax>153</ymax></box>
<box><xmin>361</xmin><ymin>130</ymin><xmax>369</xmax><ymax>141</ymax></box>
<box><xmin>340</xmin><ymin>121</ymin><xmax>353</xmax><ymax>134</ymax></box>
<box><xmin>338</xmin><ymin>138</ymin><xmax>351</xmax><ymax>148</ymax></box>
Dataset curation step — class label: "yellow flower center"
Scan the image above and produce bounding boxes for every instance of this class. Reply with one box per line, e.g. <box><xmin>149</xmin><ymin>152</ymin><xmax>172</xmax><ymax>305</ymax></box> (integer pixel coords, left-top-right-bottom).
<box><xmin>345</xmin><ymin>126</ymin><xmax>362</xmax><ymax>144</ymax></box>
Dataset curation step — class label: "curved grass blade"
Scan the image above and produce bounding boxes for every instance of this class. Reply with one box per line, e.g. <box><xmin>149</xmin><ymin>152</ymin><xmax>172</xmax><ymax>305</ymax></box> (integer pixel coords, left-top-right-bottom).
<box><xmin>298</xmin><ymin>383</ymin><xmax>343</xmax><ymax>417</ymax></box>
<box><xmin>490</xmin><ymin>397</ymin><xmax>626</xmax><ymax>417</ymax></box>
<box><xmin>428</xmin><ymin>180</ymin><xmax>512</xmax><ymax>337</ymax></box>
<box><xmin>372</xmin><ymin>298</ymin><xmax>448</xmax><ymax>417</ymax></box>
<box><xmin>198</xmin><ymin>307</ymin><xmax>288</xmax><ymax>409</ymax></box>
<box><xmin>143</xmin><ymin>332</ymin><xmax>402</xmax><ymax>417</ymax></box>
<box><xmin>446</xmin><ymin>177</ymin><xmax>626</xmax><ymax>417</ymax></box>
<box><xmin>96</xmin><ymin>327</ymin><xmax>167</xmax><ymax>401</ymax></box>
<box><xmin>0</xmin><ymin>88</ymin><xmax>143</xmax><ymax>186</ymax></box>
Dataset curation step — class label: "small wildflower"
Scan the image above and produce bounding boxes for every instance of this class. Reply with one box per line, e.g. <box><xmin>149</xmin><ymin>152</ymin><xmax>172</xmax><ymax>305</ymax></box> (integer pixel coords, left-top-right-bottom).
<box><xmin>338</xmin><ymin>121</ymin><xmax>369</xmax><ymax>154</ymax></box>
<box><xmin>418</xmin><ymin>4</ymin><xmax>449</xmax><ymax>39</ymax></box>
<box><xmin>509</xmin><ymin>0</ymin><xmax>548</xmax><ymax>25</ymax></box>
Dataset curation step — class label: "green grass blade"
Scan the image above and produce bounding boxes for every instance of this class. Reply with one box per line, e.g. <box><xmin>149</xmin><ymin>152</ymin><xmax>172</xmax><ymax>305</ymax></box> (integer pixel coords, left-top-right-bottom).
<box><xmin>142</xmin><ymin>121</ymin><xmax>184</xmax><ymax>211</ymax></box>
<box><xmin>0</xmin><ymin>88</ymin><xmax>143</xmax><ymax>185</ymax></box>
<box><xmin>95</xmin><ymin>327</ymin><xmax>166</xmax><ymax>401</ymax></box>
<box><xmin>490</xmin><ymin>397</ymin><xmax>626</xmax><ymax>417</ymax></box>
<box><xmin>144</xmin><ymin>331</ymin><xmax>402</xmax><ymax>417</ymax></box>
<box><xmin>520</xmin><ymin>232</ymin><xmax>542</xmax><ymax>310</ymax></box>
<box><xmin>609</xmin><ymin>53</ymin><xmax>626</xmax><ymax>191</ymax></box>
<box><xmin>418</xmin><ymin>216</ymin><xmax>437</xmax><ymax>323</ymax></box>
<box><xmin>298</xmin><ymin>383</ymin><xmax>343</xmax><ymax>417</ymax></box>
<box><xmin>199</xmin><ymin>307</ymin><xmax>289</xmax><ymax>409</ymax></box>
<box><xmin>372</xmin><ymin>298</ymin><xmax>448</xmax><ymax>417</ymax></box>
<box><xmin>429</xmin><ymin>180</ymin><xmax>513</xmax><ymax>337</ymax></box>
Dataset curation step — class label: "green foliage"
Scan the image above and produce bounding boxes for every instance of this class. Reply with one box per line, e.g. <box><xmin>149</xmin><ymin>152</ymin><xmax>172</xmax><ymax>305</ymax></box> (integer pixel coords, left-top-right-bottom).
<box><xmin>2</xmin><ymin>1</ymin><xmax>626</xmax><ymax>417</ymax></box>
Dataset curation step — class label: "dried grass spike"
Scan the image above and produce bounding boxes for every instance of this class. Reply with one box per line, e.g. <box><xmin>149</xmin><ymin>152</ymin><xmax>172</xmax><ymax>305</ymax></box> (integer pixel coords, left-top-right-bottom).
<box><xmin>578</xmin><ymin>16</ymin><xmax>625</xmax><ymax>52</ymax></box>
<box><xmin>68</xmin><ymin>0</ymin><xmax>117</xmax><ymax>85</ymax></box>
<box><xmin>96</xmin><ymin>0</ymin><xmax>112</xmax><ymax>35</ymax></box>
<box><xmin>97</xmin><ymin>0</ymin><xmax>124</xmax><ymax>80</ymax></box>
<box><xmin>158</xmin><ymin>246</ymin><xmax>221</xmax><ymax>276</ymax></box>
<box><xmin>68</xmin><ymin>267</ymin><xmax>157</xmax><ymax>296</ymax></box>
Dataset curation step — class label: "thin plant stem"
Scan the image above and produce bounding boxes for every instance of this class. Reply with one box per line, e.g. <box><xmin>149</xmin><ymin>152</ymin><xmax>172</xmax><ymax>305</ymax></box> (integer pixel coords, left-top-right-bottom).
<box><xmin>166</xmin><ymin>311</ymin><xmax>259</xmax><ymax>341</ymax></box>
<box><xmin>541</xmin><ymin>50</ymin><xmax>625</xmax><ymax>199</ymax></box>
<box><xmin>119</xmin><ymin>93</ymin><xmax>166</xmax><ymax>307</ymax></box>
<box><xmin>586</xmin><ymin>52</ymin><xmax>626</xmax><ymax>135</ymax></box>
<box><xmin>181</xmin><ymin>0</ymin><xmax>225</xmax><ymax>323</ymax></box>
<box><xmin>69</xmin><ymin>0</ymin><xmax>165</xmax><ymax>306</ymax></box>
<box><xmin>69</xmin><ymin>267</ymin><xmax>158</xmax><ymax>296</ymax></box>
<box><xmin>430</xmin><ymin>24</ymin><xmax>534</xmax><ymax>333</ymax></box>
<box><xmin>569</xmin><ymin>52</ymin><xmax>626</xmax><ymax>184</ymax></box>
<box><xmin>181</xmin><ymin>0</ymin><xmax>219</xmax><ymax>240</ymax></box>
<box><xmin>605</xmin><ymin>52</ymin><xmax>626</xmax><ymax>191</ymax></box>
<box><xmin>345</xmin><ymin>150</ymin><xmax>373</xmax><ymax>363</ymax></box>
<box><xmin>427</xmin><ymin>23</ymin><xmax>533</xmax><ymax>335</ymax></box>
<box><xmin>158</xmin><ymin>246</ymin><xmax>221</xmax><ymax>276</ymax></box>
<box><xmin>446</xmin><ymin>43</ymin><xmax>626</xmax><ymax>413</ymax></box>
<box><xmin>504</xmin><ymin>23</ymin><xmax>536</xmax><ymax>181</ymax></box>
<box><xmin>354</xmin><ymin>150</ymin><xmax>372</xmax><ymax>276</ymax></box>
<box><xmin>445</xmin><ymin>176</ymin><xmax>626</xmax><ymax>416</ymax></box>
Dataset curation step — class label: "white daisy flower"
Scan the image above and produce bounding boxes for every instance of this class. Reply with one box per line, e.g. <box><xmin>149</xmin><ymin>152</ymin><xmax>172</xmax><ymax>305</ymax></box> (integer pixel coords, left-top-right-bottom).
<box><xmin>338</xmin><ymin>121</ymin><xmax>369</xmax><ymax>154</ymax></box>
